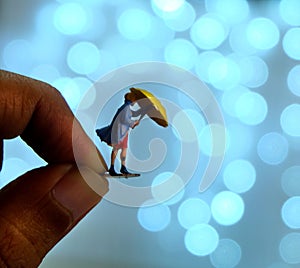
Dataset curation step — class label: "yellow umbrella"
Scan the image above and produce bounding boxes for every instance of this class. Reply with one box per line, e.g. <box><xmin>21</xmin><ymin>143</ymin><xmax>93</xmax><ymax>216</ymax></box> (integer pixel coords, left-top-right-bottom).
<box><xmin>130</xmin><ymin>87</ymin><xmax>168</xmax><ymax>127</ymax></box>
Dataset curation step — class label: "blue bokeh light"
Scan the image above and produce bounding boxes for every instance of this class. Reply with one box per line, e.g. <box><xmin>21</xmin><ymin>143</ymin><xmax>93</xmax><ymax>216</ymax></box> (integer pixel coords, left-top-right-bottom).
<box><xmin>235</xmin><ymin>91</ymin><xmax>268</xmax><ymax>125</ymax></box>
<box><xmin>281</xmin><ymin>166</ymin><xmax>300</xmax><ymax>197</ymax></box>
<box><xmin>177</xmin><ymin>198</ymin><xmax>211</xmax><ymax>229</ymax></box>
<box><xmin>280</xmin><ymin>104</ymin><xmax>300</xmax><ymax>137</ymax></box>
<box><xmin>208</xmin><ymin>56</ymin><xmax>241</xmax><ymax>90</ymax></box>
<box><xmin>184</xmin><ymin>224</ymin><xmax>219</xmax><ymax>256</ymax></box>
<box><xmin>151</xmin><ymin>172</ymin><xmax>185</xmax><ymax>205</ymax></box>
<box><xmin>163</xmin><ymin>2</ymin><xmax>196</xmax><ymax>32</ymax></box>
<box><xmin>257</xmin><ymin>132</ymin><xmax>289</xmax><ymax>165</ymax></box>
<box><xmin>164</xmin><ymin>38</ymin><xmax>198</xmax><ymax>70</ymax></box>
<box><xmin>211</xmin><ymin>191</ymin><xmax>245</xmax><ymax>226</ymax></box>
<box><xmin>221</xmin><ymin>85</ymin><xmax>249</xmax><ymax>117</ymax></box>
<box><xmin>246</xmin><ymin>17</ymin><xmax>280</xmax><ymax>50</ymax></box>
<box><xmin>67</xmin><ymin>41</ymin><xmax>101</xmax><ymax>75</ymax></box>
<box><xmin>223</xmin><ymin>159</ymin><xmax>256</xmax><ymax>193</ymax></box>
<box><xmin>52</xmin><ymin>77</ymin><xmax>81</xmax><ymax>110</ymax></box>
<box><xmin>282</xmin><ymin>28</ymin><xmax>300</xmax><ymax>60</ymax></box>
<box><xmin>279</xmin><ymin>0</ymin><xmax>300</xmax><ymax>26</ymax></box>
<box><xmin>152</xmin><ymin>0</ymin><xmax>185</xmax><ymax>12</ymax></box>
<box><xmin>195</xmin><ymin>51</ymin><xmax>223</xmax><ymax>83</ymax></box>
<box><xmin>229</xmin><ymin>23</ymin><xmax>257</xmax><ymax>55</ymax></box>
<box><xmin>281</xmin><ymin>197</ymin><xmax>300</xmax><ymax>229</ymax></box>
<box><xmin>210</xmin><ymin>238</ymin><xmax>242</xmax><ymax>268</ymax></box>
<box><xmin>53</xmin><ymin>2</ymin><xmax>88</xmax><ymax>35</ymax></box>
<box><xmin>190</xmin><ymin>14</ymin><xmax>228</xmax><ymax>50</ymax></box>
<box><xmin>287</xmin><ymin>65</ymin><xmax>300</xmax><ymax>96</ymax></box>
<box><xmin>199</xmin><ymin>124</ymin><xmax>229</xmax><ymax>157</ymax></box>
<box><xmin>279</xmin><ymin>232</ymin><xmax>300</xmax><ymax>264</ymax></box>
<box><xmin>138</xmin><ymin>201</ymin><xmax>171</xmax><ymax>232</ymax></box>
<box><xmin>205</xmin><ymin>0</ymin><xmax>249</xmax><ymax>25</ymax></box>
<box><xmin>117</xmin><ymin>8</ymin><xmax>152</xmax><ymax>40</ymax></box>
<box><xmin>232</xmin><ymin>55</ymin><xmax>269</xmax><ymax>88</ymax></box>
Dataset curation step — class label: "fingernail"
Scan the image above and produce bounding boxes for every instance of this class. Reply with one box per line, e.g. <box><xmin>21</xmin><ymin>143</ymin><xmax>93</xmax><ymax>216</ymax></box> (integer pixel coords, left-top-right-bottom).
<box><xmin>52</xmin><ymin>166</ymin><xmax>108</xmax><ymax>221</ymax></box>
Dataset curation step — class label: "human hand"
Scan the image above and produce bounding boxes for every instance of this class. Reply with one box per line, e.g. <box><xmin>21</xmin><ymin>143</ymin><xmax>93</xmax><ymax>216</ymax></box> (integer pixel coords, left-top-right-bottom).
<box><xmin>0</xmin><ymin>70</ymin><xmax>108</xmax><ymax>267</ymax></box>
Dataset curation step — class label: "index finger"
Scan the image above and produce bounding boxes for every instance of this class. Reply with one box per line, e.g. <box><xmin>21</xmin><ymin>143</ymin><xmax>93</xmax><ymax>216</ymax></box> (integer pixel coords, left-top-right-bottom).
<box><xmin>0</xmin><ymin>70</ymin><xmax>107</xmax><ymax>173</ymax></box>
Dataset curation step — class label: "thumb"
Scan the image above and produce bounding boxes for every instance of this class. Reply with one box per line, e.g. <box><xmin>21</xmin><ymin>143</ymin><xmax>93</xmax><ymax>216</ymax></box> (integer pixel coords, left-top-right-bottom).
<box><xmin>0</xmin><ymin>164</ymin><xmax>108</xmax><ymax>267</ymax></box>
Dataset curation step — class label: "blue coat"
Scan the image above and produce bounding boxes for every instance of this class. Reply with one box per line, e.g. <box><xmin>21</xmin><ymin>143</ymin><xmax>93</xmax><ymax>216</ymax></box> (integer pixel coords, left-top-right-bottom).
<box><xmin>96</xmin><ymin>100</ymin><xmax>139</xmax><ymax>146</ymax></box>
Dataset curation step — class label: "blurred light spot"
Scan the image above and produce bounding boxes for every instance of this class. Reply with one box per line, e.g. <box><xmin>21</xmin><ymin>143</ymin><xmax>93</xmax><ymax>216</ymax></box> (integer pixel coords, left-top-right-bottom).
<box><xmin>178</xmin><ymin>198</ymin><xmax>211</xmax><ymax>229</ymax></box>
<box><xmin>282</xmin><ymin>28</ymin><xmax>300</xmax><ymax>60</ymax></box>
<box><xmin>184</xmin><ymin>224</ymin><xmax>219</xmax><ymax>256</ymax></box>
<box><xmin>152</xmin><ymin>0</ymin><xmax>185</xmax><ymax>12</ymax></box>
<box><xmin>205</xmin><ymin>0</ymin><xmax>249</xmax><ymax>25</ymax></box>
<box><xmin>53</xmin><ymin>2</ymin><xmax>88</xmax><ymax>35</ymax></box>
<box><xmin>117</xmin><ymin>9</ymin><xmax>152</xmax><ymax>40</ymax></box>
<box><xmin>162</xmin><ymin>2</ymin><xmax>196</xmax><ymax>32</ymax></box>
<box><xmin>30</xmin><ymin>64</ymin><xmax>60</xmax><ymax>84</ymax></box>
<box><xmin>164</xmin><ymin>39</ymin><xmax>198</xmax><ymax>70</ymax></box>
<box><xmin>138</xmin><ymin>201</ymin><xmax>171</xmax><ymax>232</ymax></box>
<box><xmin>87</xmin><ymin>49</ymin><xmax>118</xmax><ymax>81</ymax></box>
<box><xmin>229</xmin><ymin>23</ymin><xmax>257</xmax><ymax>55</ymax></box>
<box><xmin>211</xmin><ymin>191</ymin><xmax>244</xmax><ymax>226</ymax></box>
<box><xmin>210</xmin><ymin>239</ymin><xmax>242</xmax><ymax>268</ymax></box>
<box><xmin>172</xmin><ymin>109</ymin><xmax>205</xmax><ymax>143</ymax></box>
<box><xmin>151</xmin><ymin>172</ymin><xmax>185</xmax><ymax>205</ymax></box>
<box><xmin>221</xmin><ymin>85</ymin><xmax>249</xmax><ymax>117</ymax></box>
<box><xmin>67</xmin><ymin>41</ymin><xmax>101</xmax><ymax>75</ymax></box>
<box><xmin>3</xmin><ymin>39</ymin><xmax>34</xmax><ymax>75</ymax></box>
<box><xmin>287</xmin><ymin>65</ymin><xmax>300</xmax><ymax>96</ymax></box>
<box><xmin>52</xmin><ymin>77</ymin><xmax>81</xmax><ymax>110</ymax></box>
<box><xmin>281</xmin><ymin>166</ymin><xmax>300</xmax><ymax>197</ymax></box>
<box><xmin>280</xmin><ymin>104</ymin><xmax>300</xmax><ymax>137</ymax></box>
<box><xmin>190</xmin><ymin>14</ymin><xmax>228</xmax><ymax>50</ymax></box>
<box><xmin>199</xmin><ymin>124</ymin><xmax>228</xmax><ymax>157</ymax></box>
<box><xmin>195</xmin><ymin>51</ymin><xmax>223</xmax><ymax>83</ymax></box>
<box><xmin>235</xmin><ymin>91</ymin><xmax>268</xmax><ymax>125</ymax></box>
<box><xmin>246</xmin><ymin>17</ymin><xmax>280</xmax><ymax>50</ymax></box>
<box><xmin>0</xmin><ymin>158</ymin><xmax>30</xmax><ymax>189</ymax></box>
<box><xmin>232</xmin><ymin>55</ymin><xmax>269</xmax><ymax>88</ymax></box>
<box><xmin>208</xmin><ymin>56</ymin><xmax>240</xmax><ymax>90</ymax></box>
<box><xmin>281</xmin><ymin>197</ymin><xmax>300</xmax><ymax>229</ymax></box>
<box><xmin>279</xmin><ymin>0</ymin><xmax>300</xmax><ymax>26</ymax></box>
<box><xmin>73</xmin><ymin>76</ymin><xmax>93</xmax><ymax>97</ymax></box>
<box><xmin>144</xmin><ymin>18</ymin><xmax>175</xmax><ymax>49</ymax></box>
<box><xmin>279</xmin><ymin>232</ymin><xmax>300</xmax><ymax>264</ymax></box>
<box><xmin>257</xmin><ymin>132</ymin><xmax>289</xmax><ymax>165</ymax></box>
<box><xmin>223</xmin><ymin>159</ymin><xmax>256</xmax><ymax>193</ymax></box>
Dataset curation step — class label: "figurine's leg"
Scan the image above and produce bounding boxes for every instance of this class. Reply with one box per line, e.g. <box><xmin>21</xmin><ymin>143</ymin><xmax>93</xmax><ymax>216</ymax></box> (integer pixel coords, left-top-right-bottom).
<box><xmin>109</xmin><ymin>147</ymin><xmax>119</xmax><ymax>176</ymax></box>
<box><xmin>111</xmin><ymin>147</ymin><xmax>118</xmax><ymax>166</ymax></box>
<box><xmin>120</xmin><ymin>148</ymin><xmax>127</xmax><ymax>167</ymax></box>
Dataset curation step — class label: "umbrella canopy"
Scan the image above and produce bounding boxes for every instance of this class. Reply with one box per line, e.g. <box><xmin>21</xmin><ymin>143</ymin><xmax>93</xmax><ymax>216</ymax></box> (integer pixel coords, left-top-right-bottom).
<box><xmin>130</xmin><ymin>87</ymin><xmax>168</xmax><ymax>127</ymax></box>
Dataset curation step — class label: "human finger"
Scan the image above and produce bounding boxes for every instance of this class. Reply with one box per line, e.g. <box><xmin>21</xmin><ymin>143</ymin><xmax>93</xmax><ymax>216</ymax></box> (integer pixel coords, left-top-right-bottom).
<box><xmin>0</xmin><ymin>164</ymin><xmax>108</xmax><ymax>267</ymax></box>
<box><xmin>0</xmin><ymin>70</ymin><xmax>107</xmax><ymax>172</ymax></box>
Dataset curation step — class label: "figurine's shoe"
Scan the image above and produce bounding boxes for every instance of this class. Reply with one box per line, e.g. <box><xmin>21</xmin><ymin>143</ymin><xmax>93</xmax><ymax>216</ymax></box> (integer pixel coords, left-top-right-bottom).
<box><xmin>120</xmin><ymin>165</ymin><xmax>132</xmax><ymax>175</ymax></box>
<box><xmin>109</xmin><ymin>167</ymin><xmax>121</xmax><ymax>176</ymax></box>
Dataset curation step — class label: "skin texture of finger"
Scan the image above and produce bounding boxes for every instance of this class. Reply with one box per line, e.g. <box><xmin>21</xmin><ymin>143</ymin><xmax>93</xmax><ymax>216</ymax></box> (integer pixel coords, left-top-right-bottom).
<box><xmin>0</xmin><ymin>164</ymin><xmax>108</xmax><ymax>267</ymax></box>
<box><xmin>0</xmin><ymin>70</ymin><xmax>109</xmax><ymax>266</ymax></box>
<box><xmin>0</xmin><ymin>70</ymin><xmax>107</xmax><ymax>172</ymax></box>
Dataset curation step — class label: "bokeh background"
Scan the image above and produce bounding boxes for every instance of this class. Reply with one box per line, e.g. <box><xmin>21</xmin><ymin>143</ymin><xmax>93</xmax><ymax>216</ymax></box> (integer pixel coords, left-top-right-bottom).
<box><xmin>1</xmin><ymin>0</ymin><xmax>300</xmax><ymax>267</ymax></box>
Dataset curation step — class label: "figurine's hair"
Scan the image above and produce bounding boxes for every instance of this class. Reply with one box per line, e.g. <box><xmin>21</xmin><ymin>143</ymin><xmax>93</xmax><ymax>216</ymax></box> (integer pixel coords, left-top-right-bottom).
<box><xmin>124</xmin><ymin>92</ymin><xmax>135</xmax><ymax>101</ymax></box>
